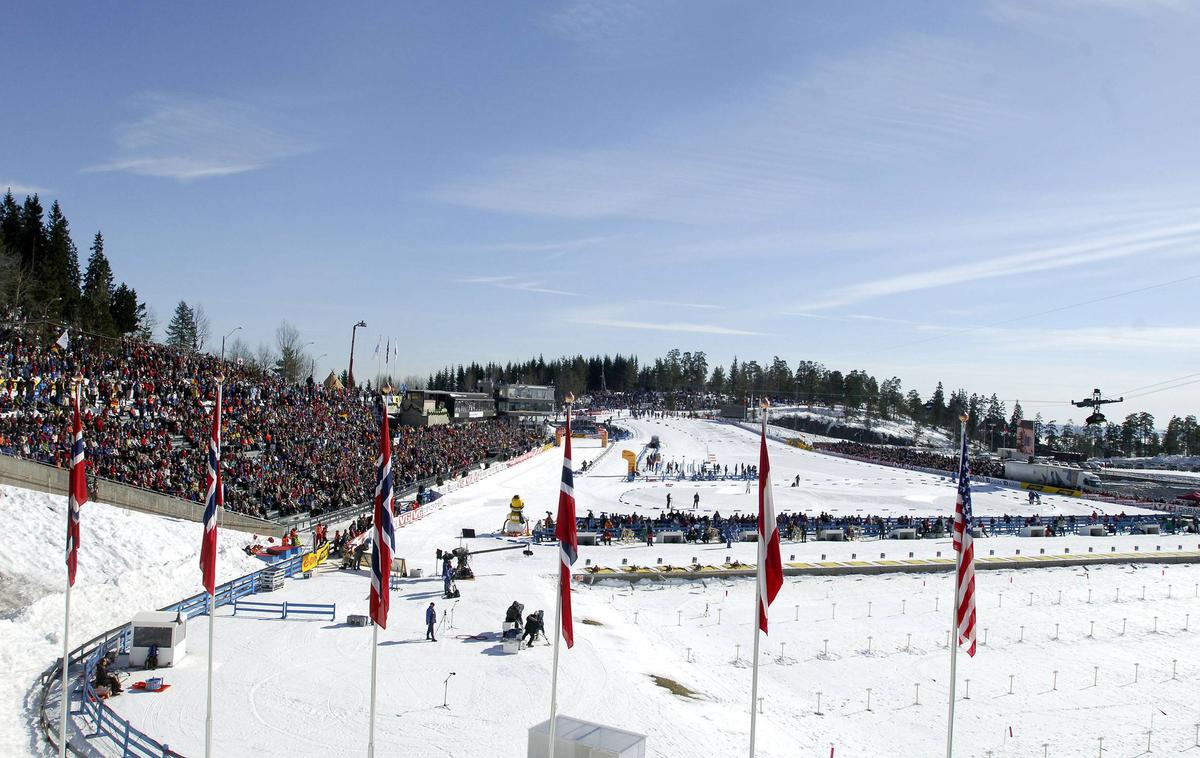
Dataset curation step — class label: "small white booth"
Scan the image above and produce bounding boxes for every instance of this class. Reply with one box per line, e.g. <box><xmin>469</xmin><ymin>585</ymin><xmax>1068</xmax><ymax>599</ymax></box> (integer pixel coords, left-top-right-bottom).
<box><xmin>528</xmin><ymin>716</ymin><xmax>646</xmax><ymax>758</ymax></box>
<box><xmin>129</xmin><ymin>611</ymin><xmax>188</xmax><ymax>668</ymax></box>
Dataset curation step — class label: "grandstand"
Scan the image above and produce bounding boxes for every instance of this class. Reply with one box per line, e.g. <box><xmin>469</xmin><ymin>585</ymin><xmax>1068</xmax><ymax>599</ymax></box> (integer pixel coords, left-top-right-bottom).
<box><xmin>0</xmin><ymin>328</ymin><xmax>547</xmax><ymax>522</ymax></box>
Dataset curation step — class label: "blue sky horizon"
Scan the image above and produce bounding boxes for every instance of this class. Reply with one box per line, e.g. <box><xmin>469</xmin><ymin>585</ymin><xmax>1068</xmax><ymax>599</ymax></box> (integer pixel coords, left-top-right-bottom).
<box><xmin>3</xmin><ymin>1</ymin><xmax>1198</xmax><ymax>423</ymax></box>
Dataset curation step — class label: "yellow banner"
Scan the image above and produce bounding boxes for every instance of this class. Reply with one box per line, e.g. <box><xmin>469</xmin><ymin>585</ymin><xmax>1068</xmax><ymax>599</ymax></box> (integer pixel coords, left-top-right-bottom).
<box><xmin>1020</xmin><ymin>482</ymin><xmax>1082</xmax><ymax>498</ymax></box>
<box><xmin>302</xmin><ymin>542</ymin><xmax>332</xmax><ymax>572</ymax></box>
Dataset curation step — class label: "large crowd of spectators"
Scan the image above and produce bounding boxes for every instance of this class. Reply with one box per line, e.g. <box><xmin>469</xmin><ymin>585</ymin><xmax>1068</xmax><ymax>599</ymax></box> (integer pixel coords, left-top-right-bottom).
<box><xmin>0</xmin><ymin>331</ymin><xmax>546</xmax><ymax>520</ymax></box>
<box><xmin>812</xmin><ymin>441</ymin><xmax>1007</xmax><ymax>479</ymax></box>
<box><xmin>538</xmin><ymin>508</ymin><xmax>1197</xmax><ymax>544</ymax></box>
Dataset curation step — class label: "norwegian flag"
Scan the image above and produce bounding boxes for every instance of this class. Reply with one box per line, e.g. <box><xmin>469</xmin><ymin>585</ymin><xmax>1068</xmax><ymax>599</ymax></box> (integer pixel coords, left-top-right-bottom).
<box><xmin>756</xmin><ymin>418</ymin><xmax>783</xmax><ymax>632</ymax></box>
<box><xmin>369</xmin><ymin>399</ymin><xmax>396</xmax><ymax>628</ymax></box>
<box><xmin>555</xmin><ymin>409</ymin><xmax>579</xmax><ymax>648</ymax></box>
<box><xmin>199</xmin><ymin>385</ymin><xmax>223</xmax><ymax>596</ymax></box>
<box><xmin>951</xmin><ymin>429</ymin><xmax>978</xmax><ymax>656</ymax></box>
<box><xmin>65</xmin><ymin>385</ymin><xmax>87</xmax><ymax>586</ymax></box>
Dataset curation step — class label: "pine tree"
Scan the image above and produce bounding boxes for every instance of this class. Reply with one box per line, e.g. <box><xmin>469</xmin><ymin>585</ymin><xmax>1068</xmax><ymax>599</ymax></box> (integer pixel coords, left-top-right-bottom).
<box><xmin>18</xmin><ymin>194</ymin><xmax>46</xmax><ymax>275</ymax></box>
<box><xmin>44</xmin><ymin>201</ymin><xmax>80</xmax><ymax>323</ymax></box>
<box><xmin>81</xmin><ymin>232</ymin><xmax>116</xmax><ymax>335</ymax></box>
<box><xmin>165</xmin><ymin>301</ymin><xmax>198</xmax><ymax>350</ymax></box>
<box><xmin>111</xmin><ymin>283</ymin><xmax>141</xmax><ymax>335</ymax></box>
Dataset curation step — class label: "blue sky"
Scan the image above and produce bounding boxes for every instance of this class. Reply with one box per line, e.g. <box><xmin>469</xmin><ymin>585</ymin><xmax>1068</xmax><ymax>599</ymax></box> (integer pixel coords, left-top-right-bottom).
<box><xmin>3</xmin><ymin>1</ymin><xmax>1199</xmax><ymax>422</ymax></box>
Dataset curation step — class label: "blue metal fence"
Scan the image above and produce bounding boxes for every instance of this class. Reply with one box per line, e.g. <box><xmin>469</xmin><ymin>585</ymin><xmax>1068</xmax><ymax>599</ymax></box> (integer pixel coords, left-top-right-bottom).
<box><xmin>41</xmin><ymin>551</ymin><xmax>310</xmax><ymax>756</ymax></box>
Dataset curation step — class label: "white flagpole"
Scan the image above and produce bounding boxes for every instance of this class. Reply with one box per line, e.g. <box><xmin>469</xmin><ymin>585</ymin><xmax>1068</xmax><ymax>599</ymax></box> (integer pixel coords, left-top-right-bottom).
<box><xmin>205</xmin><ymin>380</ymin><xmax>222</xmax><ymax>758</ymax></box>
<box><xmin>59</xmin><ymin>381</ymin><xmax>79</xmax><ymax>758</ymax></box>
<box><xmin>748</xmin><ymin>406</ymin><xmax>767</xmax><ymax>757</ymax></box>
<box><xmin>59</xmin><ymin>563</ymin><xmax>71</xmax><ymax>757</ymax></box>
<box><xmin>548</xmin><ymin>582</ymin><xmax>564</xmax><ymax>754</ymax></box>
<box><xmin>547</xmin><ymin>397</ymin><xmax>572</xmax><ymax>756</ymax></box>
<box><xmin>945</xmin><ymin>416</ymin><xmax>967</xmax><ymax>758</ymax></box>
<box><xmin>368</xmin><ymin>621</ymin><xmax>379</xmax><ymax>758</ymax></box>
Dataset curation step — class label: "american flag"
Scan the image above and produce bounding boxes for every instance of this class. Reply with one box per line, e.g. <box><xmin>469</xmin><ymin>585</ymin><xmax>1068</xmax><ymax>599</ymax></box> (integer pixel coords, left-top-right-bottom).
<box><xmin>65</xmin><ymin>384</ymin><xmax>87</xmax><ymax>586</ymax></box>
<box><xmin>369</xmin><ymin>398</ymin><xmax>396</xmax><ymax>628</ymax></box>
<box><xmin>951</xmin><ymin>428</ymin><xmax>977</xmax><ymax>657</ymax></box>
<box><xmin>555</xmin><ymin>408</ymin><xmax>579</xmax><ymax>648</ymax></box>
<box><xmin>199</xmin><ymin>384</ymin><xmax>223</xmax><ymax>596</ymax></box>
<box><xmin>756</xmin><ymin>418</ymin><xmax>783</xmax><ymax>632</ymax></box>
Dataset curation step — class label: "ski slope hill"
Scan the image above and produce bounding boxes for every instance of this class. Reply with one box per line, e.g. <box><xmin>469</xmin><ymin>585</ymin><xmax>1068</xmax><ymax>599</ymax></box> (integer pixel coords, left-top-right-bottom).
<box><xmin>83</xmin><ymin>417</ymin><xmax>1197</xmax><ymax>757</ymax></box>
<box><xmin>0</xmin><ymin>485</ymin><xmax>264</xmax><ymax>757</ymax></box>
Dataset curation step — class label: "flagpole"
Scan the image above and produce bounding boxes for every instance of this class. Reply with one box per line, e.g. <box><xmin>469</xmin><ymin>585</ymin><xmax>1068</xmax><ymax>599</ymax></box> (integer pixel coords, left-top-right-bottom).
<box><xmin>205</xmin><ymin>379</ymin><xmax>222</xmax><ymax>758</ymax></box>
<box><xmin>548</xmin><ymin>576</ymin><xmax>564</xmax><ymax>754</ymax></box>
<box><xmin>945</xmin><ymin>415</ymin><xmax>967</xmax><ymax>758</ymax></box>
<box><xmin>367</xmin><ymin>388</ymin><xmax>394</xmax><ymax>758</ymax></box>
<box><xmin>368</xmin><ymin>621</ymin><xmax>379</xmax><ymax>758</ymax></box>
<box><xmin>59</xmin><ymin>379</ymin><xmax>81</xmax><ymax>758</ymax></box>
<box><xmin>749</xmin><ymin>403</ymin><xmax>768</xmax><ymax>757</ymax></box>
<box><xmin>59</xmin><ymin>575</ymin><xmax>71</xmax><ymax>757</ymax></box>
<box><xmin>548</xmin><ymin>395</ymin><xmax>573</xmax><ymax>756</ymax></box>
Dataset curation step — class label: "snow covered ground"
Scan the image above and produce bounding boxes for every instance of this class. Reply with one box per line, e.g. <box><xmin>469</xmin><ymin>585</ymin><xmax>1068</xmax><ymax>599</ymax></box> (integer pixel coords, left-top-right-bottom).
<box><xmin>772</xmin><ymin>405</ymin><xmax>953</xmax><ymax>447</ymax></box>
<box><xmin>49</xmin><ymin>417</ymin><xmax>1191</xmax><ymax>758</ymax></box>
<box><xmin>0</xmin><ymin>485</ymin><xmax>265</xmax><ymax>757</ymax></box>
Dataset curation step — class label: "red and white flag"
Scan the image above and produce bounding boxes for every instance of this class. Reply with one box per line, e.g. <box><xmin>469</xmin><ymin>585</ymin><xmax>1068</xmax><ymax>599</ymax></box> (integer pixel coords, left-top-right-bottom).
<box><xmin>199</xmin><ymin>386</ymin><xmax>223</xmax><ymax>596</ymax></box>
<box><xmin>951</xmin><ymin>430</ymin><xmax>977</xmax><ymax>656</ymax></box>
<box><xmin>369</xmin><ymin>401</ymin><xmax>396</xmax><ymax>628</ymax></box>
<box><xmin>756</xmin><ymin>420</ymin><xmax>783</xmax><ymax>632</ymax></box>
<box><xmin>65</xmin><ymin>386</ymin><xmax>87</xmax><ymax>586</ymax></box>
<box><xmin>555</xmin><ymin>410</ymin><xmax>579</xmax><ymax>647</ymax></box>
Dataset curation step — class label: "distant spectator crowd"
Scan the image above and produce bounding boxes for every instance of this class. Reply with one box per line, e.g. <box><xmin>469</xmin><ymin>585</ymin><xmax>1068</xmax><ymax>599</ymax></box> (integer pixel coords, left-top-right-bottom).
<box><xmin>812</xmin><ymin>441</ymin><xmax>1007</xmax><ymax>479</ymax></box>
<box><xmin>538</xmin><ymin>508</ymin><xmax>1197</xmax><ymax>544</ymax></box>
<box><xmin>583</xmin><ymin>390</ymin><xmax>721</xmax><ymax>414</ymax></box>
<box><xmin>0</xmin><ymin>331</ymin><xmax>546</xmax><ymax>520</ymax></box>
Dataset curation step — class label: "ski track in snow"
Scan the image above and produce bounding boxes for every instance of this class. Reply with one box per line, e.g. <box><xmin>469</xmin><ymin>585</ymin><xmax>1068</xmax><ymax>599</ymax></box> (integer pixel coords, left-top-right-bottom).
<box><xmin>4</xmin><ymin>415</ymin><xmax>1199</xmax><ymax>757</ymax></box>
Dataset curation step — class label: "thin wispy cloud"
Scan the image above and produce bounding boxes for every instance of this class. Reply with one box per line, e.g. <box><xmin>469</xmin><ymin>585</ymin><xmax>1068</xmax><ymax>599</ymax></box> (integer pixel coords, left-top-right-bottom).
<box><xmin>801</xmin><ymin>218</ymin><xmax>1200</xmax><ymax>310</ymax></box>
<box><xmin>433</xmin><ymin>33</ymin><xmax>1006</xmax><ymax>222</ymax></box>
<box><xmin>1</xmin><ymin>180</ymin><xmax>50</xmax><ymax>196</ymax></box>
<box><xmin>86</xmin><ymin>93</ymin><xmax>311</xmax><ymax>180</ymax></box>
<box><xmin>574</xmin><ymin>317</ymin><xmax>762</xmax><ymax>336</ymax></box>
<box><xmin>647</xmin><ymin>300</ymin><xmax>727</xmax><ymax>311</ymax></box>
<box><xmin>459</xmin><ymin>275</ymin><xmax>580</xmax><ymax>297</ymax></box>
<box><xmin>454</xmin><ymin>235</ymin><xmax>621</xmax><ymax>261</ymax></box>
<box><xmin>541</xmin><ymin>0</ymin><xmax>654</xmax><ymax>45</ymax></box>
<box><xmin>991</xmin><ymin>0</ymin><xmax>1194</xmax><ymax>27</ymax></box>
<box><xmin>917</xmin><ymin>324</ymin><xmax>1200</xmax><ymax>352</ymax></box>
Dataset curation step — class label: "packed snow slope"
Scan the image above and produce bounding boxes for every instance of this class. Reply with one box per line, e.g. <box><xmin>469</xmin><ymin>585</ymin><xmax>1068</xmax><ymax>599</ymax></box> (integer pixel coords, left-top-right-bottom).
<box><xmin>0</xmin><ymin>484</ymin><xmax>264</xmax><ymax>757</ymax></box>
<box><xmin>92</xmin><ymin>417</ymin><xmax>1196</xmax><ymax>757</ymax></box>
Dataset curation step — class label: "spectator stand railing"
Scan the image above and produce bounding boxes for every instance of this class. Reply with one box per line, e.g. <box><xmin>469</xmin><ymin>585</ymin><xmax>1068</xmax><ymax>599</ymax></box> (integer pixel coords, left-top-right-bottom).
<box><xmin>35</xmin><ymin>550</ymin><xmax>311</xmax><ymax>756</ymax></box>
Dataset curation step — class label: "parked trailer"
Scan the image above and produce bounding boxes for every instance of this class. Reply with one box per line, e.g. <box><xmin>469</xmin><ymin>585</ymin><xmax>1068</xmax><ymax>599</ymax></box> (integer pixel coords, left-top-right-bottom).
<box><xmin>1003</xmin><ymin>461</ymin><xmax>1100</xmax><ymax>490</ymax></box>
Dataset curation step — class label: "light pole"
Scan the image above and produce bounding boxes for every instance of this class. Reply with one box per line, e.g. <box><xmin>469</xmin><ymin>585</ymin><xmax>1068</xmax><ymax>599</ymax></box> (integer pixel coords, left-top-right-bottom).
<box><xmin>348</xmin><ymin>320</ymin><xmax>367</xmax><ymax>389</ymax></box>
<box><xmin>310</xmin><ymin>353</ymin><xmax>326</xmax><ymax>380</ymax></box>
<box><xmin>221</xmin><ymin>326</ymin><xmax>242</xmax><ymax>363</ymax></box>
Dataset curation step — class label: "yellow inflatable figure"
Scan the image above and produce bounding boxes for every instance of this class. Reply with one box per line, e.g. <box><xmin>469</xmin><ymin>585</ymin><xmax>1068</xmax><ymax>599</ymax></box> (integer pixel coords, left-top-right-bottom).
<box><xmin>504</xmin><ymin>495</ymin><xmax>528</xmax><ymax>535</ymax></box>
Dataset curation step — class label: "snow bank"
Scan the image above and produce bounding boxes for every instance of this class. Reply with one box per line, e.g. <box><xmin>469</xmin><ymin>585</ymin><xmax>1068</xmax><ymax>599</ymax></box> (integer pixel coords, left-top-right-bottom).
<box><xmin>0</xmin><ymin>485</ymin><xmax>264</xmax><ymax>756</ymax></box>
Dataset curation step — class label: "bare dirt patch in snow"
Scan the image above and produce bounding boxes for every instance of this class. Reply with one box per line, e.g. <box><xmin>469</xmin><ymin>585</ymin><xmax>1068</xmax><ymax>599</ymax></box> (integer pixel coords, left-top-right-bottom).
<box><xmin>650</xmin><ymin>674</ymin><xmax>702</xmax><ymax>699</ymax></box>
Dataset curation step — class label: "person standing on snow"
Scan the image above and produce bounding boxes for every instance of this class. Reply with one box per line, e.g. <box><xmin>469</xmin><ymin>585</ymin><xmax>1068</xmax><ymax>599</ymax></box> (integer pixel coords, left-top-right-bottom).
<box><xmin>426</xmin><ymin>602</ymin><xmax>438</xmax><ymax>642</ymax></box>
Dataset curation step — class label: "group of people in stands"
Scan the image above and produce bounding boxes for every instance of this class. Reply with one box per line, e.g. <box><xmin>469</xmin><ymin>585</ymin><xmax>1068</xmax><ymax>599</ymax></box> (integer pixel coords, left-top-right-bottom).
<box><xmin>813</xmin><ymin>440</ymin><xmax>1007</xmax><ymax>479</ymax></box>
<box><xmin>0</xmin><ymin>331</ymin><xmax>545</xmax><ymax>520</ymax></box>
<box><xmin>537</xmin><ymin>507</ymin><xmax>1196</xmax><ymax>544</ymax></box>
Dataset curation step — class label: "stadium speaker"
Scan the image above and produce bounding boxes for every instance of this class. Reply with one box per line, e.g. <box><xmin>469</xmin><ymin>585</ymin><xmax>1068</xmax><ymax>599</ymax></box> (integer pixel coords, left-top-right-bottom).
<box><xmin>347</xmin><ymin>614</ymin><xmax>370</xmax><ymax>627</ymax></box>
<box><xmin>461</xmin><ymin>528</ymin><xmax>477</xmax><ymax>538</ymax></box>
